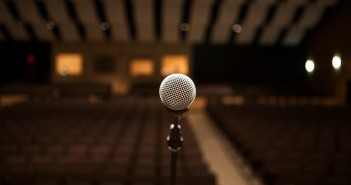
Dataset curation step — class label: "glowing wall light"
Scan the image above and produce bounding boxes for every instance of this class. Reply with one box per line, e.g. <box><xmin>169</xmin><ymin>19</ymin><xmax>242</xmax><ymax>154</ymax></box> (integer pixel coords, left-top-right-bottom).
<box><xmin>161</xmin><ymin>55</ymin><xmax>189</xmax><ymax>76</ymax></box>
<box><xmin>332</xmin><ymin>55</ymin><xmax>341</xmax><ymax>70</ymax></box>
<box><xmin>130</xmin><ymin>59</ymin><xmax>154</xmax><ymax>77</ymax></box>
<box><xmin>305</xmin><ymin>59</ymin><xmax>315</xmax><ymax>73</ymax></box>
<box><xmin>55</xmin><ymin>53</ymin><xmax>83</xmax><ymax>76</ymax></box>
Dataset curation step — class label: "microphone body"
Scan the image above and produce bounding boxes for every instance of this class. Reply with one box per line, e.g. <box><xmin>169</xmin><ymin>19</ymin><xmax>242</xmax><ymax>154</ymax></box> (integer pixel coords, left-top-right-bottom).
<box><xmin>159</xmin><ymin>74</ymin><xmax>196</xmax><ymax>185</ymax></box>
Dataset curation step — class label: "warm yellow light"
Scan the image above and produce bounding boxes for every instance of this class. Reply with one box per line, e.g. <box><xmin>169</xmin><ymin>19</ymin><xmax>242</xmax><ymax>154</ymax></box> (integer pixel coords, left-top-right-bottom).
<box><xmin>332</xmin><ymin>55</ymin><xmax>341</xmax><ymax>70</ymax></box>
<box><xmin>130</xmin><ymin>59</ymin><xmax>154</xmax><ymax>77</ymax></box>
<box><xmin>55</xmin><ymin>53</ymin><xmax>83</xmax><ymax>76</ymax></box>
<box><xmin>305</xmin><ymin>59</ymin><xmax>315</xmax><ymax>73</ymax></box>
<box><xmin>161</xmin><ymin>55</ymin><xmax>189</xmax><ymax>76</ymax></box>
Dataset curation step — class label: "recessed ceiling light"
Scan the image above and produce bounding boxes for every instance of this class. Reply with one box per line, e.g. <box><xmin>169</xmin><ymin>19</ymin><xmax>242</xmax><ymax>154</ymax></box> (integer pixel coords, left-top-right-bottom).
<box><xmin>180</xmin><ymin>23</ymin><xmax>190</xmax><ymax>32</ymax></box>
<box><xmin>232</xmin><ymin>24</ymin><xmax>242</xmax><ymax>33</ymax></box>
<box><xmin>100</xmin><ymin>22</ymin><xmax>110</xmax><ymax>31</ymax></box>
<box><xmin>46</xmin><ymin>21</ymin><xmax>56</xmax><ymax>30</ymax></box>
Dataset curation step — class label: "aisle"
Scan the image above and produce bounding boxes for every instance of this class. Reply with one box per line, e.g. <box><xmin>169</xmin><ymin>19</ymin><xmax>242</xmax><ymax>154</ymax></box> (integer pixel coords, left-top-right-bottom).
<box><xmin>187</xmin><ymin>101</ymin><xmax>260</xmax><ymax>185</ymax></box>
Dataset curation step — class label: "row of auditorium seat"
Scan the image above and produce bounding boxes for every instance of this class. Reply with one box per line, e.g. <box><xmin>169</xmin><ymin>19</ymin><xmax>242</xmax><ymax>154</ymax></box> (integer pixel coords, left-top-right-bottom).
<box><xmin>0</xmin><ymin>97</ymin><xmax>215</xmax><ymax>185</ymax></box>
<box><xmin>207</xmin><ymin>104</ymin><xmax>351</xmax><ymax>185</ymax></box>
<box><xmin>0</xmin><ymin>83</ymin><xmax>111</xmax><ymax>99</ymax></box>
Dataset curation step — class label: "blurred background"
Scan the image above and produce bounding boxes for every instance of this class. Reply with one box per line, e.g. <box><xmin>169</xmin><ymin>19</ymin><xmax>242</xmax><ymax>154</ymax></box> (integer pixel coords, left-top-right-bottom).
<box><xmin>0</xmin><ymin>0</ymin><xmax>351</xmax><ymax>185</ymax></box>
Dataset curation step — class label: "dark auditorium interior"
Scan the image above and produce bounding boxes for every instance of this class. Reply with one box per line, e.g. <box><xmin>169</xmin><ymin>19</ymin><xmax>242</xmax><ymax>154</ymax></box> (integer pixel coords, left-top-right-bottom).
<box><xmin>1</xmin><ymin>0</ymin><xmax>351</xmax><ymax>185</ymax></box>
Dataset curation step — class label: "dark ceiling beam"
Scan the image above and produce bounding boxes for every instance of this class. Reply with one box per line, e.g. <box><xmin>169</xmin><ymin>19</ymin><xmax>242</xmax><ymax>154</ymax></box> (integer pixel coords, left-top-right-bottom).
<box><xmin>64</xmin><ymin>0</ymin><xmax>85</xmax><ymax>40</ymax></box>
<box><xmin>124</xmin><ymin>0</ymin><xmax>136</xmax><ymax>41</ymax></box>
<box><xmin>180</xmin><ymin>0</ymin><xmax>193</xmax><ymax>41</ymax></box>
<box><xmin>204</xmin><ymin>0</ymin><xmax>222</xmax><ymax>44</ymax></box>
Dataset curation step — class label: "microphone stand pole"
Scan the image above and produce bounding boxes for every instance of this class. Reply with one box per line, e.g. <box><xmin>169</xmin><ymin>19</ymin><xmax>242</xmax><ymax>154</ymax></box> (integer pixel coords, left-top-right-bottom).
<box><xmin>166</xmin><ymin>108</ymin><xmax>187</xmax><ymax>185</ymax></box>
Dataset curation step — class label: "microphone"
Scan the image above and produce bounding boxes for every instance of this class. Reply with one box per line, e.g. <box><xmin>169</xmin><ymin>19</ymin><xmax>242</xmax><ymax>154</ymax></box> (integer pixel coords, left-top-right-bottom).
<box><xmin>159</xmin><ymin>73</ymin><xmax>196</xmax><ymax>185</ymax></box>
<box><xmin>159</xmin><ymin>73</ymin><xmax>196</xmax><ymax>112</ymax></box>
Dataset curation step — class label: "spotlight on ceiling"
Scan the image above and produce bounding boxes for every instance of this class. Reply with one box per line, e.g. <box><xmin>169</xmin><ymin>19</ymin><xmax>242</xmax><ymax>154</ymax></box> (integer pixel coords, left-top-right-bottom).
<box><xmin>46</xmin><ymin>21</ymin><xmax>56</xmax><ymax>30</ymax></box>
<box><xmin>232</xmin><ymin>24</ymin><xmax>242</xmax><ymax>33</ymax></box>
<box><xmin>100</xmin><ymin>22</ymin><xmax>110</xmax><ymax>31</ymax></box>
<box><xmin>180</xmin><ymin>23</ymin><xmax>190</xmax><ymax>32</ymax></box>
<box><xmin>305</xmin><ymin>59</ymin><xmax>315</xmax><ymax>73</ymax></box>
<box><xmin>332</xmin><ymin>55</ymin><xmax>341</xmax><ymax>71</ymax></box>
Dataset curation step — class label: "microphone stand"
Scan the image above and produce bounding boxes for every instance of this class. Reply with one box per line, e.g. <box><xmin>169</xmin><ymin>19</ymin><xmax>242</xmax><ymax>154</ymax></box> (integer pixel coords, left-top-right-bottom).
<box><xmin>166</xmin><ymin>107</ymin><xmax>188</xmax><ymax>185</ymax></box>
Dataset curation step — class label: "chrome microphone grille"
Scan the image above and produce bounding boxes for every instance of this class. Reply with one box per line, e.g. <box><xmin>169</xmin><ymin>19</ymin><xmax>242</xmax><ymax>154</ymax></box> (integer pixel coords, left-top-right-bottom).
<box><xmin>159</xmin><ymin>74</ymin><xmax>196</xmax><ymax>111</ymax></box>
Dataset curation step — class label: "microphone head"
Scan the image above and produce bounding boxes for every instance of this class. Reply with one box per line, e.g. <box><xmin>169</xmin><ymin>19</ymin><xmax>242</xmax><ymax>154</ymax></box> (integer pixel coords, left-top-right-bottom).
<box><xmin>159</xmin><ymin>73</ymin><xmax>196</xmax><ymax>111</ymax></box>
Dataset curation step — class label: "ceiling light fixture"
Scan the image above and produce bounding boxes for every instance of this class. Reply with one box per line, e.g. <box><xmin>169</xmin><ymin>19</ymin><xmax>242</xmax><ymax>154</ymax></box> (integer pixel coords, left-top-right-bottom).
<box><xmin>232</xmin><ymin>24</ymin><xmax>242</xmax><ymax>33</ymax></box>
<box><xmin>100</xmin><ymin>22</ymin><xmax>110</xmax><ymax>31</ymax></box>
<box><xmin>180</xmin><ymin>23</ymin><xmax>190</xmax><ymax>32</ymax></box>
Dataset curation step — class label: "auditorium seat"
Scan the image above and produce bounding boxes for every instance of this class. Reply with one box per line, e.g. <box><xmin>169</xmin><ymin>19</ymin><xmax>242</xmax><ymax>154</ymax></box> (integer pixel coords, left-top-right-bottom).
<box><xmin>0</xmin><ymin>97</ymin><xmax>215</xmax><ymax>185</ymax></box>
<box><xmin>53</xmin><ymin>83</ymin><xmax>111</xmax><ymax>99</ymax></box>
<box><xmin>207</xmin><ymin>103</ymin><xmax>351</xmax><ymax>185</ymax></box>
<box><xmin>44</xmin><ymin>144</ymin><xmax>65</xmax><ymax>156</ymax></box>
<box><xmin>0</xmin><ymin>144</ymin><xmax>19</xmax><ymax>155</ymax></box>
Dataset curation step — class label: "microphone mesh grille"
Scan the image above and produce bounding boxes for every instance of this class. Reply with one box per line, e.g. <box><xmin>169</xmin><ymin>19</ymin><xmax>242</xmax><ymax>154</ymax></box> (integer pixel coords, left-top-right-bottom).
<box><xmin>159</xmin><ymin>74</ymin><xmax>196</xmax><ymax>110</ymax></box>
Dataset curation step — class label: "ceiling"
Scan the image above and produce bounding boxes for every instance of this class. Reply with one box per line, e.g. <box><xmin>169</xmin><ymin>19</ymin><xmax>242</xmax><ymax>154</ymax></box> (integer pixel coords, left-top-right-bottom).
<box><xmin>0</xmin><ymin>0</ymin><xmax>340</xmax><ymax>46</ymax></box>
